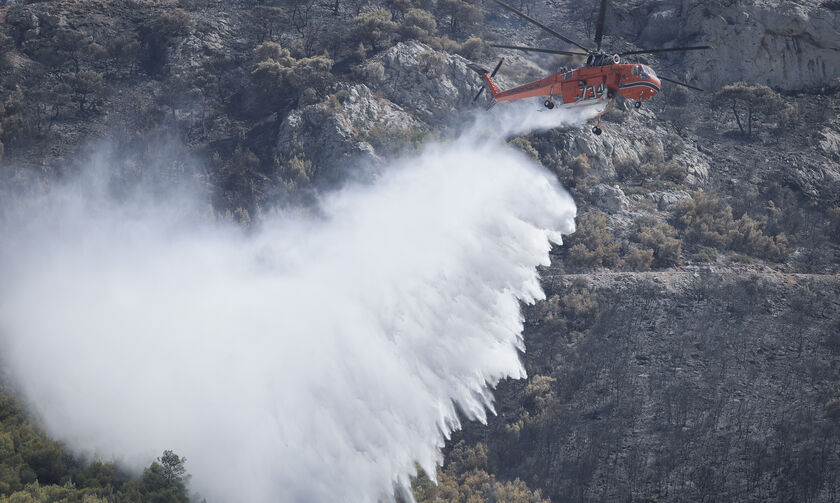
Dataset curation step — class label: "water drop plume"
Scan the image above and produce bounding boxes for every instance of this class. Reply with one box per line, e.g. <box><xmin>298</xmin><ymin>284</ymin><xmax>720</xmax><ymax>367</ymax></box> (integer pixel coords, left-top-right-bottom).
<box><xmin>0</xmin><ymin>101</ymin><xmax>595</xmax><ymax>501</ymax></box>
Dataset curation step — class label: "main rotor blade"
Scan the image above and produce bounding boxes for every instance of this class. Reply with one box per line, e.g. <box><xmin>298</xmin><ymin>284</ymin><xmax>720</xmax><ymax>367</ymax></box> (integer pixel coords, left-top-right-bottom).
<box><xmin>488</xmin><ymin>0</ymin><xmax>591</xmax><ymax>53</ymax></box>
<box><xmin>594</xmin><ymin>0</ymin><xmax>609</xmax><ymax>51</ymax></box>
<box><xmin>490</xmin><ymin>58</ymin><xmax>505</xmax><ymax>77</ymax></box>
<box><xmin>620</xmin><ymin>45</ymin><xmax>712</xmax><ymax>56</ymax></box>
<box><xmin>473</xmin><ymin>87</ymin><xmax>486</xmax><ymax>102</ymax></box>
<box><xmin>489</xmin><ymin>44</ymin><xmax>588</xmax><ymax>56</ymax></box>
<box><xmin>659</xmin><ymin>75</ymin><xmax>706</xmax><ymax>92</ymax></box>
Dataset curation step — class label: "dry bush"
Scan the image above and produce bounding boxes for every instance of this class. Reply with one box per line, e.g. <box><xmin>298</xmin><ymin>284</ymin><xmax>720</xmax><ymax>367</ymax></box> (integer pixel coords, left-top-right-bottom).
<box><xmin>563</xmin><ymin>213</ymin><xmax>621</xmax><ymax>270</ymax></box>
<box><xmin>673</xmin><ymin>192</ymin><xmax>789</xmax><ymax>262</ymax></box>
<box><xmin>634</xmin><ymin>219</ymin><xmax>681</xmax><ymax>268</ymax></box>
<box><xmin>399</xmin><ymin>8</ymin><xmax>437</xmax><ymax>42</ymax></box>
<box><xmin>623</xmin><ymin>247</ymin><xmax>654</xmax><ymax>271</ymax></box>
<box><xmin>456</xmin><ymin>36</ymin><xmax>486</xmax><ymax>59</ymax></box>
<box><xmin>352</xmin><ymin>9</ymin><xmax>398</xmax><ymax>52</ymax></box>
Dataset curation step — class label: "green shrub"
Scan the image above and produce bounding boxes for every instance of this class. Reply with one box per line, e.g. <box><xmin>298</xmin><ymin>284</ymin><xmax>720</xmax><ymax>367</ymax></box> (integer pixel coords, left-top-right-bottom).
<box><xmin>0</xmin><ymin>391</ymin><xmax>192</xmax><ymax>502</ymax></box>
<box><xmin>399</xmin><ymin>8</ymin><xmax>437</xmax><ymax>42</ymax></box>
<box><xmin>554</xmin><ymin>154</ymin><xmax>590</xmax><ymax>191</ymax></box>
<box><xmin>564</xmin><ymin>213</ymin><xmax>621</xmax><ymax>270</ymax></box>
<box><xmin>456</xmin><ymin>36</ymin><xmax>485</xmax><ymax>59</ymax></box>
<box><xmin>631</xmin><ymin>145</ymin><xmax>685</xmax><ymax>183</ymax></box>
<box><xmin>353</xmin><ymin>9</ymin><xmax>398</xmax><ymax>52</ymax></box>
<box><xmin>673</xmin><ymin>193</ymin><xmax>789</xmax><ymax>262</ymax></box>
<box><xmin>411</xmin><ymin>441</ymin><xmax>548</xmax><ymax>503</ymax></box>
<box><xmin>731</xmin><ymin>253</ymin><xmax>754</xmax><ymax>263</ymax></box>
<box><xmin>254</xmin><ymin>41</ymin><xmax>294</xmax><ymax>65</ymax></box>
<box><xmin>508</xmin><ymin>137</ymin><xmax>539</xmax><ymax>162</ymax></box>
<box><xmin>691</xmin><ymin>246</ymin><xmax>718</xmax><ymax>263</ymax></box>
<box><xmin>49</xmin><ymin>28</ymin><xmax>107</xmax><ymax>73</ymax></box>
<box><xmin>386</xmin><ymin>0</ymin><xmax>415</xmax><ymax>17</ymax></box>
<box><xmin>634</xmin><ymin>219</ymin><xmax>681</xmax><ymax>268</ymax></box>
<box><xmin>360</xmin><ymin>124</ymin><xmax>431</xmax><ymax>156</ymax></box>
<box><xmin>251</xmin><ymin>43</ymin><xmax>333</xmax><ymax>109</ymax></box>
<box><xmin>428</xmin><ymin>36</ymin><xmax>461</xmax><ymax>53</ymax></box>
<box><xmin>560</xmin><ymin>286</ymin><xmax>599</xmax><ymax>331</ymax></box>
<box><xmin>614</xmin><ymin>157</ymin><xmax>639</xmax><ymax>181</ymax></box>
<box><xmin>524</xmin><ymin>375</ymin><xmax>556</xmax><ymax>415</ymax></box>
<box><xmin>623</xmin><ymin>247</ymin><xmax>653</xmax><ymax>271</ymax></box>
<box><xmin>673</xmin><ymin>192</ymin><xmax>737</xmax><ymax>249</ymax></box>
<box><xmin>417</xmin><ymin>49</ymin><xmax>447</xmax><ymax>77</ymax></box>
<box><xmin>660</xmin><ymin>160</ymin><xmax>687</xmax><ymax>183</ymax></box>
<box><xmin>328</xmin><ymin>90</ymin><xmax>351</xmax><ymax>109</ymax></box>
<box><xmin>731</xmin><ymin>216</ymin><xmax>789</xmax><ymax>262</ymax></box>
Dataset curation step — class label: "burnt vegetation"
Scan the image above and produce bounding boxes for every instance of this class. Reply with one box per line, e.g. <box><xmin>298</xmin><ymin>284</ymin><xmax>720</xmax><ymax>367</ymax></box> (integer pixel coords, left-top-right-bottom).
<box><xmin>0</xmin><ymin>0</ymin><xmax>838</xmax><ymax>502</ymax></box>
<box><xmin>456</xmin><ymin>275</ymin><xmax>840</xmax><ymax>503</ymax></box>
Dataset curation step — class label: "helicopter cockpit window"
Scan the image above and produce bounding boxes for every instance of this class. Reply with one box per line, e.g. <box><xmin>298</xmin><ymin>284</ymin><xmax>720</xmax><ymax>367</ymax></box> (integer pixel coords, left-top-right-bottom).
<box><xmin>638</xmin><ymin>65</ymin><xmax>650</xmax><ymax>79</ymax></box>
<box><xmin>632</xmin><ymin>65</ymin><xmax>640</xmax><ymax>76</ymax></box>
<box><xmin>645</xmin><ymin>65</ymin><xmax>657</xmax><ymax>78</ymax></box>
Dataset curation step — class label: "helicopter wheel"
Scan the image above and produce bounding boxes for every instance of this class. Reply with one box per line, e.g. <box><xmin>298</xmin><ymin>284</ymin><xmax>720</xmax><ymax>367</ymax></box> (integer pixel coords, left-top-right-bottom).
<box><xmin>634</xmin><ymin>101</ymin><xmax>642</xmax><ymax>109</ymax></box>
<box><xmin>544</xmin><ymin>100</ymin><xmax>555</xmax><ymax>109</ymax></box>
<box><xmin>592</xmin><ymin>126</ymin><xmax>602</xmax><ymax>136</ymax></box>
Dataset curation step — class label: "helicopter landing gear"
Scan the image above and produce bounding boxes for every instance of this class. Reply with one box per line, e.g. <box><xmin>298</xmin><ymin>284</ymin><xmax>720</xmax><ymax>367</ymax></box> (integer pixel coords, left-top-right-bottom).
<box><xmin>634</xmin><ymin>101</ymin><xmax>642</xmax><ymax>109</ymax></box>
<box><xmin>592</xmin><ymin>114</ymin><xmax>604</xmax><ymax>136</ymax></box>
<box><xmin>544</xmin><ymin>99</ymin><xmax>555</xmax><ymax>109</ymax></box>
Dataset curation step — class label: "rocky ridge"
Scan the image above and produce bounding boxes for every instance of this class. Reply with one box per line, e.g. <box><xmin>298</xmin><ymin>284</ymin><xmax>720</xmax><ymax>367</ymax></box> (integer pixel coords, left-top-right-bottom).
<box><xmin>0</xmin><ymin>0</ymin><xmax>839</xmax><ymax>501</ymax></box>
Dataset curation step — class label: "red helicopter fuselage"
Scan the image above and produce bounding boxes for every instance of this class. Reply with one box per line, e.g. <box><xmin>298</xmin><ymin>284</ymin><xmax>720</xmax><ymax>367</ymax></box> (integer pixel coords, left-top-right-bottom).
<box><xmin>481</xmin><ymin>62</ymin><xmax>661</xmax><ymax>106</ymax></box>
<box><xmin>475</xmin><ymin>0</ymin><xmax>709</xmax><ymax>134</ymax></box>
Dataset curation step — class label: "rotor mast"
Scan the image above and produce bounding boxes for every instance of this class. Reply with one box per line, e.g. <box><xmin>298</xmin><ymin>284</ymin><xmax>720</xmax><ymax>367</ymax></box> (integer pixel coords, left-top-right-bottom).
<box><xmin>485</xmin><ymin>0</ymin><xmax>712</xmax><ymax>89</ymax></box>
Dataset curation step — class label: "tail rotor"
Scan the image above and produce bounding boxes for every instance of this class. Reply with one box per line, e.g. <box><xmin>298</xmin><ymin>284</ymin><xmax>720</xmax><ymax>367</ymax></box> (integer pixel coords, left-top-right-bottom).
<box><xmin>471</xmin><ymin>58</ymin><xmax>504</xmax><ymax>102</ymax></box>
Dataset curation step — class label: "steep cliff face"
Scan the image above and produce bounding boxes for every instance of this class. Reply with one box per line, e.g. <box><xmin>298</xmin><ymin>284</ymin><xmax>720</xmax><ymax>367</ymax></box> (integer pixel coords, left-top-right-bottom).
<box><xmin>459</xmin><ymin>270</ymin><xmax>840</xmax><ymax>502</ymax></box>
<box><xmin>367</xmin><ymin>41</ymin><xmax>487</xmax><ymax>124</ymax></box>
<box><xmin>611</xmin><ymin>1</ymin><xmax>840</xmax><ymax>90</ymax></box>
<box><xmin>277</xmin><ymin>84</ymin><xmax>424</xmax><ymax>186</ymax></box>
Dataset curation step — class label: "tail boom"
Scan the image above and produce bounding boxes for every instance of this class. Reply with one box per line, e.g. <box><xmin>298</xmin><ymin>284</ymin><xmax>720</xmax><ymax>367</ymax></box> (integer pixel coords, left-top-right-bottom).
<box><xmin>468</xmin><ymin>59</ymin><xmax>504</xmax><ymax>101</ymax></box>
<box><xmin>481</xmin><ymin>73</ymin><xmax>502</xmax><ymax>99</ymax></box>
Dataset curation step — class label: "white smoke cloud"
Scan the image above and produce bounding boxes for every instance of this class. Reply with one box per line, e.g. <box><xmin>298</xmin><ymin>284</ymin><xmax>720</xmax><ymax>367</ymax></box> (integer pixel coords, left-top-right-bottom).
<box><xmin>0</xmin><ymin>101</ymin><xmax>594</xmax><ymax>501</ymax></box>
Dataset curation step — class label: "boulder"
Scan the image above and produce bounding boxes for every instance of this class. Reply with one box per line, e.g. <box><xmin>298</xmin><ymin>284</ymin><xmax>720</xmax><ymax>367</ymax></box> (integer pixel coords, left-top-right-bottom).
<box><xmin>277</xmin><ymin>84</ymin><xmax>424</xmax><ymax>185</ymax></box>
<box><xmin>646</xmin><ymin>190</ymin><xmax>692</xmax><ymax>211</ymax></box>
<box><xmin>366</xmin><ymin>41</ymin><xmax>485</xmax><ymax>126</ymax></box>
<box><xmin>590</xmin><ymin>183</ymin><xmax>629</xmax><ymax>214</ymax></box>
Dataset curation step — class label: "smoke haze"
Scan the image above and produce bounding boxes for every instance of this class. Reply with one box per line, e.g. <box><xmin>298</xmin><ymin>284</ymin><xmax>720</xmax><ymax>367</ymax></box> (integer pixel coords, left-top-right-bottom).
<box><xmin>0</xmin><ymin>102</ymin><xmax>596</xmax><ymax>501</ymax></box>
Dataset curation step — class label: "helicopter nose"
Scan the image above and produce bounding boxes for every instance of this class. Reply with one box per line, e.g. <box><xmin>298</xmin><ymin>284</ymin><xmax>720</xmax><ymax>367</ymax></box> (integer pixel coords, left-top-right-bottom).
<box><xmin>650</xmin><ymin>76</ymin><xmax>661</xmax><ymax>94</ymax></box>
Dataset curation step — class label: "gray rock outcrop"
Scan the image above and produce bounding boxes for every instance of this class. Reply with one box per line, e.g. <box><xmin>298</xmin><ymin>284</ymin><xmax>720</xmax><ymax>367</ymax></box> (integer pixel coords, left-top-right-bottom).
<box><xmin>630</xmin><ymin>1</ymin><xmax>840</xmax><ymax>91</ymax></box>
<box><xmin>366</xmin><ymin>41</ymin><xmax>487</xmax><ymax>125</ymax></box>
<box><xmin>276</xmin><ymin>84</ymin><xmax>423</xmax><ymax>185</ymax></box>
<box><xmin>590</xmin><ymin>183</ymin><xmax>630</xmax><ymax>214</ymax></box>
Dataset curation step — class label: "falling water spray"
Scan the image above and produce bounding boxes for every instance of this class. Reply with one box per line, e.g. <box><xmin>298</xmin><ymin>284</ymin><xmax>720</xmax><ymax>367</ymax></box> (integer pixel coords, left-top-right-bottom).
<box><xmin>0</xmin><ymin>102</ymin><xmax>599</xmax><ymax>501</ymax></box>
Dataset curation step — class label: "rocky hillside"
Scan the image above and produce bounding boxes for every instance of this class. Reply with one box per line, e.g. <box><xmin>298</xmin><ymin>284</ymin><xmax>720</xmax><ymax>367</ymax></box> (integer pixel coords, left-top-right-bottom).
<box><xmin>0</xmin><ymin>0</ymin><xmax>838</xmax><ymax>501</ymax></box>
<box><xmin>455</xmin><ymin>269</ymin><xmax>840</xmax><ymax>502</ymax></box>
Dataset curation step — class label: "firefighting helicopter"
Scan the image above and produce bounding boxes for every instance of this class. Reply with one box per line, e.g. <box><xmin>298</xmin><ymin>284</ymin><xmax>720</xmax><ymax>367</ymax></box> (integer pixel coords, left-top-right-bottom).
<box><xmin>470</xmin><ymin>0</ymin><xmax>710</xmax><ymax>135</ymax></box>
